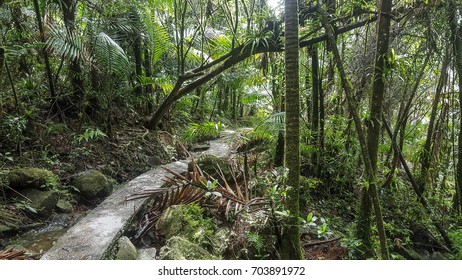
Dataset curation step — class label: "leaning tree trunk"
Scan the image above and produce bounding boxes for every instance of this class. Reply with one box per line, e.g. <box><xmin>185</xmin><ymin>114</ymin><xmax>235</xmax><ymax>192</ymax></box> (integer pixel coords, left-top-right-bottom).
<box><xmin>280</xmin><ymin>0</ymin><xmax>303</xmax><ymax>260</ymax></box>
<box><xmin>318</xmin><ymin>5</ymin><xmax>389</xmax><ymax>260</ymax></box>
<box><xmin>358</xmin><ymin>0</ymin><xmax>392</xmax><ymax>260</ymax></box>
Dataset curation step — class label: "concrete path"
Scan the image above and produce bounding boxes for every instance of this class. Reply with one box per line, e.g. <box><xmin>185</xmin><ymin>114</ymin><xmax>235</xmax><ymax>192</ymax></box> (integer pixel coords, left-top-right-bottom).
<box><xmin>41</xmin><ymin>133</ymin><xmax>232</xmax><ymax>260</ymax></box>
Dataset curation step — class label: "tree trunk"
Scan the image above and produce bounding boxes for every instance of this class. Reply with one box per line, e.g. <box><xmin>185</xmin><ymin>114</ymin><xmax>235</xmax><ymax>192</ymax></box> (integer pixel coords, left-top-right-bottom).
<box><xmin>420</xmin><ymin>48</ymin><xmax>450</xmax><ymax>191</ymax></box>
<box><xmin>310</xmin><ymin>46</ymin><xmax>320</xmax><ymax>175</ymax></box>
<box><xmin>134</xmin><ymin>33</ymin><xmax>143</xmax><ymax>97</ymax></box>
<box><xmin>281</xmin><ymin>0</ymin><xmax>303</xmax><ymax>260</ymax></box>
<box><xmin>357</xmin><ymin>0</ymin><xmax>392</xmax><ymax>259</ymax></box>
<box><xmin>318</xmin><ymin>5</ymin><xmax>389</xmax><ymax>259</ymax></box>
<box><xmin>61</xmin><ymin>0</ymin><xmax>85</xmax><ymax>113</ymax></box>
<box><xmin>32</xmin><ymin>0</ymin><xmax>57</xmax><ymax>102</ymax></box>
<box><xmin>448</xmin><ymin>0</ymin><xmax>462</xmax><ymax>215</ymax></box>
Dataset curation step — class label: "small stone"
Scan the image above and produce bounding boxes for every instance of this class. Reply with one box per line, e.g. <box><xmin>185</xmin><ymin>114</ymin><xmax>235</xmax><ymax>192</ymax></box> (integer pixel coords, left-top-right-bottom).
<box><xmin>137</xmin><ymin>248</ymin><xmax>157</xmax><ymax>260</ymax></box>
<box><xmin>115</xmin><ymin>236</ymin><xmax>137</xmax><ymax>260</ymax></box>
<box><xmin>56</xmin><ymin>199</ymin><xmax>74</xmax><ymax>214</ymax></box>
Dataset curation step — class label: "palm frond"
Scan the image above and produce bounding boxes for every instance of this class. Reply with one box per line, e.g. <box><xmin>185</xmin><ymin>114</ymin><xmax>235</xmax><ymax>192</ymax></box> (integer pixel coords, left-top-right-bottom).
<box><xmin>46</xmin><ymin>23</ymin><xmax>84</xmax><ymax>62</ymax></box>
<box><xmin>94</xmin><ymin>32</ymin><xmax>130</xmax><ymax>79</ymax></box>
<box><xmin>143</xmin><ymin>13</ymin><xmax>171</xmax><ymax>65</ymax></box>
<box><xmin>0</xmin><ymin>248</ymin><xmax>39</xmax><ymax>260</ymax></box>
<box><xmin>137</xmin><ymin>76</ymin><xmax>174</xmax><ymax>94</ymax></box>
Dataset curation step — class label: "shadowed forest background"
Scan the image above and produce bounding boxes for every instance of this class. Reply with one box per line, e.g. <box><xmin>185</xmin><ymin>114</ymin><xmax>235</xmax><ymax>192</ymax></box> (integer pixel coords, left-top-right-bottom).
<box><xmin>1</xmin><ymin>0</ymin><xmax>462</xmax><ymax>260</ymax></box>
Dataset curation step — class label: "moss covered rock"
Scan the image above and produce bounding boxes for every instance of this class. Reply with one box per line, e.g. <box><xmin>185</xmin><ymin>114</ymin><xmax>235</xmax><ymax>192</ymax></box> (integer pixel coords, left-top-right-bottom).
<box><xmin>155</xmin><ymin>204</ymin><xmax>214</xmax><ymax>243</ymax></box>
<box><xmin>7</xmin><ymin>168</ymin><xmax>59</xmax><ymax>190</ymax></box>
<box><xmin>115</xmin><ymin>236</ymin><xmax>137</xmax><ymax>260</ymax></box>
<box><xmin>56</xmin><ymin>199</ymin><xmax>74</xmax><ymax>214</ymax></box>
<box><xmin>21</xmin><ymin>188</ymin><xmax>58</xmax><ymax>218</ymax></box>
<box><xmin>72</xmin><ymin>170</ymin><xmax>112</xmax><ymax>200</ymax></box>
<box><xmin>159</xmin><ymin>236</ymin><xmax>220</xmax><ymax>260</ymax></box>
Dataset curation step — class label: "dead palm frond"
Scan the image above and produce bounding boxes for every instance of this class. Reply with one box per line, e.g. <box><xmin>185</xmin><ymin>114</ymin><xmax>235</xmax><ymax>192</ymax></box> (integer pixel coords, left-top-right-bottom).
<box><xmin>127</xmin><ymin>158</ymin><xmax>271</xmax><ymax>240</ymax></box>
<box><xmin>0</xmin><ymin>248</ymin><xmax>40</xmax><ymax>260</ymax></box>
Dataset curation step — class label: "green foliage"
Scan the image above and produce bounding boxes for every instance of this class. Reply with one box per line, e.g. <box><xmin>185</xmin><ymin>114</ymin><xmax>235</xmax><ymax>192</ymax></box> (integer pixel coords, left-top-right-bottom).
<box><xmin>182</xmin><ymin>121</ymin><xmax>223</xmax><ymax>143</ymax></box>
<box><xmin>75</xmin><ymin>127</ymin><xmax>108</xmax><ymax>143</ymax></box>
<box><xmin>3</xmin><ymin>115</ymin><xmax>28</xmax><ymax>150</ymax></box>
<box><xmin>94</xmin><ymin>32</ymin><xmax>130</xmax><ymax>79</ymax></box>
<box><xmin>448</xmin><ymin>227</ymin><xmax>462</xmax><ymax>259</ymax></box>
<box><xmin>246</xmin><ymin>231</ymin><xmax>269</xmax><ymax>259</ymax></box>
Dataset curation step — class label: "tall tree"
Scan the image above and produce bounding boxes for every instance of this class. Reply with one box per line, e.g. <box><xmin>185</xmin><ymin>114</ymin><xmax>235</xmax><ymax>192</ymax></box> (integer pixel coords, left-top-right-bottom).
<box><xmin>356</xmin><ymin>0</ymin><xmax>392</xmax><ymax>259</ymax></box>
<box><xmin>448</xmin><ymin>0</ymin><xmax>462</xmax><ymax>214</ymax></box>
<box><xmin>281</xmin><ymin>0</ymin><xmax>303</xmax><ymax>260</ymax></box>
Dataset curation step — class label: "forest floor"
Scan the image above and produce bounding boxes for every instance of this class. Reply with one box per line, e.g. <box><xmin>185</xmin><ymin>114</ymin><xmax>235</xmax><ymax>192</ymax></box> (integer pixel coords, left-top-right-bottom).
<box><xmin>0</xmin><ymin>123</ymin><xmax>348</xmax><ymax>259</ymax></box>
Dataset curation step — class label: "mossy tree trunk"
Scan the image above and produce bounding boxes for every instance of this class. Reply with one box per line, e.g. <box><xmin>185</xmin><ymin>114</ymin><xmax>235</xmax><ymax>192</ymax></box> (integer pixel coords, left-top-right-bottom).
<box><xmin>281</xmin><ymin>0</ymin><xmax>303</xmax><ymax>260</ymax></box>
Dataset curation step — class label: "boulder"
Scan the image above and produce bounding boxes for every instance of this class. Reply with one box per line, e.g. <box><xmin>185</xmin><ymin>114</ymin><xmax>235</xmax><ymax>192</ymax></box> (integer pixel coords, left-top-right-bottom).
<box><xmin>155</xmin><ymin>205</ymin><xmax>186</xmax><ymax>238</ymax></box>
<box><xmin>115</xmin><ymin>236</ymin><xmax>137</xmax><ymax>260</ymax></box>
<box><xmin>7</xmin><ymin>168</ymin><xmax>59</xmax><ymax>190</ymax></box>
<box><xmin>72</xmin><ymin>170</ymin><xmax>112</xmax><ymax>200</ymax></box>
<box><xmin>56</xmin><ymin>199</ymin><xmax>74</xmax><ymax>214</ymax></box>
<box><xmin>20</xmin><ymin>188</ymin><xmax>58</xmax><ymax>218</ymax></box>
<box><xmin>159</xmin><ymin>236</ymin><xmax>220</xmax><ymax>260</ymax></box>
<box><xmin>155</xmin><ymin>204</ymin><xmax>214</xmax><ymax>242</ymax></box>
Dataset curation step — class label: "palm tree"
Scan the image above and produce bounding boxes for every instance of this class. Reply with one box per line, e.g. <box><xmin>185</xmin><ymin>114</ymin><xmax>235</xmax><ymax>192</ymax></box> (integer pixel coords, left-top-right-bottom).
<box><xmin>281</xmin><ymin>0</ymin><xmax>303</xmax><ymax>260</ymax></box>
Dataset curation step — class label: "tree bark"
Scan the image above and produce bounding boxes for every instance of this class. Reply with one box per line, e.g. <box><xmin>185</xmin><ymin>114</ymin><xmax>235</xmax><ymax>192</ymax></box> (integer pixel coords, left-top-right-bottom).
<box><xmin>281</xmin><ymin>0</ymin><xmax>303</xmax><ymax>260</ymax></box>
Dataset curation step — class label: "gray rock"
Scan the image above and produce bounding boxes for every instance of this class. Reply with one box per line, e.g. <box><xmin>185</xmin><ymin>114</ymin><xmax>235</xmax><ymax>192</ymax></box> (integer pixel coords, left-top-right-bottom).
<box><xmin>137</xmin><ymin>248</ymin><xmax>157</xmax><ymax>260</ymax></box>
<box><xmin>115</xmin><ymin>236</ymin><xmax>137</xmax><ymax>260</ymax></box>
<box><xmin>20</xmin><ymin>188</ymin><xmax>58</xmax><ymax>218</ymax></box>
<box><xmin>56</xmin><ymin>199</ymin><xmax>74</xmax><ymax>214</ymax></box>
<box><xmin>159</xmin><ymin>236</ymin><xmax>220</xmax><ymax>260</ymax></box>
<box><xmin>72</xmin><ymin>170</ymin><xmax>112</xmax><ymax>200</ymax></box>
<box><xmin>7</xmin><ymin>168</ymin><xmax>59</xmax><ymax>190</ymax></box>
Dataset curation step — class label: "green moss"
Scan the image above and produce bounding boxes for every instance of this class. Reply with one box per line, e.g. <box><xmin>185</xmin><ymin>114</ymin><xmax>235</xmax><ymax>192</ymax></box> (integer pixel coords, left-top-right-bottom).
<box><xmin>159</xmin><ymin>236</ymin><xmax>221</xmax><ymax>260</ymax></box>
<box><xmin>7</xmin><ymin>167</ymin><xmax>59</xmax><ymax>190</ymax></box>
<box><xmin>72</xmin><ymin>170</ymin><xmax>112</xmax><ymax>200</ymax></box>
<box><xmin>156</xmin><ymin>203</ymin><xmax>215</xmax><ymax>246</ymax></box>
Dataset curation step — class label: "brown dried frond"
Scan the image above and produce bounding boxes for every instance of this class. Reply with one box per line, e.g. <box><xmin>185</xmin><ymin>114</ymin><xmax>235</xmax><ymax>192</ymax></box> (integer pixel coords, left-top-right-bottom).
<box><xmin>0</xmin><ymin>248</ymin><xmax>39</xmax><ymax>260</ymax></box>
